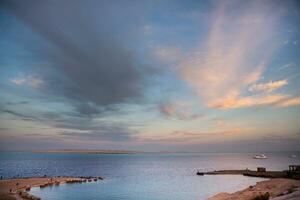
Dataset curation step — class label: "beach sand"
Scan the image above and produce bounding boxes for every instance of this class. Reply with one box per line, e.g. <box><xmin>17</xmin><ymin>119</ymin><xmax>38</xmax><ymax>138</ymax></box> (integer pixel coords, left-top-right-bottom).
<box><xmin>0</xmin><ymin>176</ymin><xmax>102</xmax><ymax>200</ymax></box>
<box><xmin>207</xmin><ymin>178</ymin><xmax>300</xmax><ymax>200</ymax></box>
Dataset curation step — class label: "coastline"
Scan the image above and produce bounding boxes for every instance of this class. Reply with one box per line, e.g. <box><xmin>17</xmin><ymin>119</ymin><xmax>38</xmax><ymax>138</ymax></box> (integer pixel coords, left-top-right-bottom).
<box><xmin>30</xmin><ymin>149</ymin><xmax>143</xmax><ymax>154</ymax></box>
<box><xmin>1</xmin><ymin>177</ymin><xmax>300</xmax><ymax>200</ymax></box>
<box><xmin>207</xmin><ymin>178</ymin><xmax>300</xmax><ymax>200</ymax></box>
<box><xmin>0</xmin><ymin>176</ymin><xmax>103</xmax><ymax>200</ymax></box>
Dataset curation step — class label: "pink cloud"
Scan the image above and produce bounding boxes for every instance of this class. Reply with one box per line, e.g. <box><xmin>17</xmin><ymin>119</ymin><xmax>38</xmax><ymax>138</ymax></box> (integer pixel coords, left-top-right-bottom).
<box><xmin>210</xmin><ymin>94</ymin><xmax>289</xmax><ymax>109</ymax></box>
<box><xmin>159</xmin><ymin>101</ymin><xmax>203</xmax><ymax>120</ymax></box>
<box><xmin>275</xmin><ymin>97</ymin><xmax>300</xmax><ymax>107</ymax></box>
<box><xmin>177</xmin><ymin>1</ymin><xmax>296</xmax><ymax>109</ymax></box>
<box><xmin>10</xmin><ymin>75</ymin><xmax>43</xmax><ymax>89</ymax></box>
<box><xmin>249</xmin><ymin>80</ymin><xmax>288</xmax><ymax>93</ymax></box>
<box><xmin>10</xmin><ymin>77</ymin><xmax>27</xmax><ymax>85</ymax></box>
<box><xmin>137</xmin><ymin>128</ymin><xmax>252</xmax><ymax>144</ymax></box>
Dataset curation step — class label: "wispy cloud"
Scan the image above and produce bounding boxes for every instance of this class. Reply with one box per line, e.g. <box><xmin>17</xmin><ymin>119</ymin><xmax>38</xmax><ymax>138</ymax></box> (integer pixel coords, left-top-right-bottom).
<box><xmin>10</xmin><ymin>75</ymin><xmax>43</xmax><ymax>89</ymax></box>
<box><xmin>248</xmin><ymin>80</ymin><xmax>288</xmax><ymax>93</ymax></box>
<box><xmin>211</xmin><ymin>94</ymin><xmax>300</xmax><ymax>109</ymax></box>
<box><xmin>178</xmin><ymin>1</ymin><xmax>293</xmax><ymax>109</ymax></box>
<box><xmin>60</xmin><ymin>129</ymin><xmax>136</xmax><ymax>142</ymax></box>
<box><xmin>279</xmin><ymin>63</ymin><xmax>294</xmax><ymax>70</ymax></box>
<box><xmin>154</xmin><ymin>46</ymin><xmax>182</xmax><ymax>63</ymax></box>
<box><xmin>276</xmin><ymin>97</ymin><xmax>300</xmax><ymax>107</ymax></box>
<box><xmin>214</xmin><ymin>119</ymin><xmax>227</xmax><ymax>129</ymax></box>
<box><xmin>10</xmin><ymin>77</ymin><xmax>26</xmax><ymax>85</ymax></box>
<box><xmin>159</xmin><ymin>101</ymin><xmax>203</xmax><ymax>120</ymax></box>
<box><xmin>211</xmin><ymin>94</ymin><xmax>288</xmax><ymax>109</ymax></box>
<box><xmin>138</xmin><ymin>127</ymin><xmax>251</xmax><ymax>144</ymax></box>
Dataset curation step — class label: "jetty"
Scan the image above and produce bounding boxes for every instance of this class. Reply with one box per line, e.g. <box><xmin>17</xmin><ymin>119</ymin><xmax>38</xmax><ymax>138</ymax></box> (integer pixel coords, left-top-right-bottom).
<box><xmin>197</xmin><ymin>165</ymin><xmax>300</xmax><ymax>180</ymax></box>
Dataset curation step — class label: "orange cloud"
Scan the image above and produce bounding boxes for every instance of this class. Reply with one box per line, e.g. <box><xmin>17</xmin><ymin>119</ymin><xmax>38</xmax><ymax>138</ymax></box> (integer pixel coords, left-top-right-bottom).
<box><xmin>210</xmin><ymin>94</ymin><xmax>288</xmax><ymax>109</ymax></box>
<box><xmin>210</xmin><ymin>94</ymin><xmax>300</xmax><ymax>109</ymax></box>
<box><xmin>177</xmin><ymin>1</ymin><xmax>291</xmax><ymax>109</ymax></box>
<box><xmin>276</xmin><ymin>97</ymin><xmax>300</xmax><ymax>107</ymax></box>
<box><xmin>249</xmin><ymin>80</ymin><xmax>288</xmax><ymax>93</ymax></box>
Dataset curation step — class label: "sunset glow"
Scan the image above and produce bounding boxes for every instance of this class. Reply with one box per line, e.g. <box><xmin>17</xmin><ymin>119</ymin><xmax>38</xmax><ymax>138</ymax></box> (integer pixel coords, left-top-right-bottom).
<box><xmin>0</xmin><ymin>0</ymin><xmax>300</xmax><ymax>152</ymax></box>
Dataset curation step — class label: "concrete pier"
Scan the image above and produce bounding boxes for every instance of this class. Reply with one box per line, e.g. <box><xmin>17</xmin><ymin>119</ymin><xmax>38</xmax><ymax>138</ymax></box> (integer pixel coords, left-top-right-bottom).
<box><xmin>197</xmin><ymin>165</ymin><xmax>300</xmax><ymax>179</ymax></box>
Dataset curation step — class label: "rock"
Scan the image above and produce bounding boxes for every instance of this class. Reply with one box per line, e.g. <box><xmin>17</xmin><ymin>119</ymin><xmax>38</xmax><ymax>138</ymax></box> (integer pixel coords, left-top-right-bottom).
<box><xmin>20</xmin><ymin>191</ymin><xmax>29</xmax><ymax>199</ymax></box>
<box><xmin>0</xmin><ymin>193</ymin><xmax>17</xmax><ymax>200</ymax></box>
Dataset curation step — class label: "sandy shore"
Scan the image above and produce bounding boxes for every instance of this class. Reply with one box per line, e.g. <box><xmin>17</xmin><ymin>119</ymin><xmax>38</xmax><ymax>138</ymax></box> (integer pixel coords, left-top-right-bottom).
<box><xmin>207</xmin><ymin>178</ymin><xmax>300</xmax><ymax>200</ymax></box>
<box><xmin>0</xmin><ymin>176</ymin><xmax>103</xmax><ymax>200</ymax></box>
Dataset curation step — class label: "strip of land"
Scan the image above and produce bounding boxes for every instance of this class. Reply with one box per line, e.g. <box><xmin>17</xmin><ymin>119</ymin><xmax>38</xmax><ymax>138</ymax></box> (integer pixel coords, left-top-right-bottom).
<box><xmin>198</xmin><ymin>169</ymin><xmax>300</xmax><ymax>179</ymax></box>
<box><xmin>31</xmin><ymin>149</ymin><xmax>143</xmax><ymax>154</ymax></box>
<box><xmin>0</xmin><ymin>176</ymin><xmax>103</xmax><ymax>200</ymax></box>
<box><xmin>207</xmin><ymin>178</ymin><xmax>300</xmax><ymax>200</ymax></box>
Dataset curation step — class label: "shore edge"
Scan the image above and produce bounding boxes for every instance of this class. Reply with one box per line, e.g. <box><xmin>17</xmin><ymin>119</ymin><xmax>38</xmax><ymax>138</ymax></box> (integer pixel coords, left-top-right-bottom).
<box><xmin>206</xmin><ymin>178</ymin><xmax>300</xmax><ymax>200</ymax></box>
<box><xmin>0</xmin><ymin>176</ymin><xmax>104</xmax><ymax>200</ymax></box>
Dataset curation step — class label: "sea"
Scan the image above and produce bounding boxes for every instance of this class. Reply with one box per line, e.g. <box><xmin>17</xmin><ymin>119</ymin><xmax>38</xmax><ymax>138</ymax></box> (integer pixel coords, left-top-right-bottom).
<box><xmin>0</xmin><ymin>152</ymin><xmax>299</xmax><ymax>200</ymax></box>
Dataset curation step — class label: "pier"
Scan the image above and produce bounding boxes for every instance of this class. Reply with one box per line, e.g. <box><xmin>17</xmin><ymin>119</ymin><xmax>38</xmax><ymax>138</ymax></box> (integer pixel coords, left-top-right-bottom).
<box><xmin>197</xmin><ymin>165</ymin><xmax>300</xmax><ymax>179</ymax></box>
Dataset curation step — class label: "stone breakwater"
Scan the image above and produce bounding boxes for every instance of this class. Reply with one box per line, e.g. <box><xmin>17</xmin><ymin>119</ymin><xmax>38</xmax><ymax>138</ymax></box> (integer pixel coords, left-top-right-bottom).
<box><xmin>0</xmin><ymin>176</ymin><xmax>104</xmax><ymax>200</ymax></box>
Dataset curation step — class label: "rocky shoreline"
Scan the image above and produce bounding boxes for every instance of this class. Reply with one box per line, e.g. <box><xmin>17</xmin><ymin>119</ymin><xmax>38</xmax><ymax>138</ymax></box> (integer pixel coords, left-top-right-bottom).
<box><xmin>207</xmin><ymin>178</ymin><xmax>300</xmax><ymax>200</ymax></box>
<box><xmin>0</xmin><ymin>176</ymin><xmax>104</xmax><ymax>200</ymax></box>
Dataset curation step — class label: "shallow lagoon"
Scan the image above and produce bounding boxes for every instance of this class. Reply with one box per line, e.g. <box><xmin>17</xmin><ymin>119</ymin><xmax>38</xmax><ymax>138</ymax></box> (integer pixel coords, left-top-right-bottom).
<box><xmin>1</xmin><ymin>152</ymin><xmax>299</xmax><ymax>200</ymax></box>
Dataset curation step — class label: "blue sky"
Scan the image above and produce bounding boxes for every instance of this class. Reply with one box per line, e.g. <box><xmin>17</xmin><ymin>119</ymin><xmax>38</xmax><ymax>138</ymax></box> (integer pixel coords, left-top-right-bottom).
<box><xmin>0</xmin><ymin>0</ymin><xmax>300</xmax><ymax>152</ymax></box>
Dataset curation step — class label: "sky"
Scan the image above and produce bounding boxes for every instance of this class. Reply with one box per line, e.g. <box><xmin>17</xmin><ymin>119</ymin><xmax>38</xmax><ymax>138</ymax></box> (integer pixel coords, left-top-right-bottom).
<box><xmin>0</xmin><ymin>0</ymin><xmax>300</xmax><ymax>152</ymax></box>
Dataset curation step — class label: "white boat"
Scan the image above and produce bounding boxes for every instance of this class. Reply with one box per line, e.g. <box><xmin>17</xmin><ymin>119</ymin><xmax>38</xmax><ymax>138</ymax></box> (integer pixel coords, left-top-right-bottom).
<box><xmin>253</xmin><ymin>154</ymin><xmax>267</xmax><ymax>159</ymax></box>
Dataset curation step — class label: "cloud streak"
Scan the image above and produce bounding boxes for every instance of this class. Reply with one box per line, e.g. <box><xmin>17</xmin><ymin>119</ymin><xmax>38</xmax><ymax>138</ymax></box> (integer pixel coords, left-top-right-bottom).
<box><xmin>138</xmin><ymin>128</ymin><xmax>251</xmax><ymax>144</ymax></box>
<box><xmin>10</xmin><ymin>74</ymin><xmax>43</xmax><ymax>89</ymax></box>
<box><xmin>211</xmin><ymin>95</ymin><xmax>300</xmax><ymax>109</ymax></box>
<box><xmin>159</xmin><ymin>101</ymin><xmax>203</xmax><ymax>120</ymax></box>
<box><xmin>211</xmin><ymin>94</ymin><xmax>288</xmax><ymax>109</ymax></box>
<box><xmin>178</xmin><ymin>1</ymin><xmax>293</xmax><ymax>109</ymax></box>
<box><xmin>276</xmin><ymin>97</ymin><xmax>300</xmax><ymax>107</ymax></box>
<box><xmin>249</xmin><ymin>80</ymin><xmax>288</xmax><ymax>93</ymax></box>
<box><xmin>60</xmin><ymin>129</ymin><xmax>135</xmax><ymax>142</ymax></box>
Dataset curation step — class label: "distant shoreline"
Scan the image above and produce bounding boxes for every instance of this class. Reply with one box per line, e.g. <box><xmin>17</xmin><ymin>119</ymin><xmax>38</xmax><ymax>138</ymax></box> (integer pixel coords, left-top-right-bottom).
<box><xmin>1</xmin><ymin>149</ymin><xmax>200</xmax><ymax>154</ymax></box>
<box><xmin>31</xmin><ymin>149</ymin><xmax>143</xmax><ymax>154</ymax></box>
<box><xmin>1</xmin><ymin>150</ymin><xmax>300</xmax><ymax>154</ymax></box>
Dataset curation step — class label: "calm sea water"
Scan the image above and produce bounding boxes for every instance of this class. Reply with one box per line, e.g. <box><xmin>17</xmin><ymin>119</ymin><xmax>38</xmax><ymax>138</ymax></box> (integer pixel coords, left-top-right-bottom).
<box><xmin>0</xmin><ymin>152</ymin><xmax>299</xmax><ymax>200</ymax></box>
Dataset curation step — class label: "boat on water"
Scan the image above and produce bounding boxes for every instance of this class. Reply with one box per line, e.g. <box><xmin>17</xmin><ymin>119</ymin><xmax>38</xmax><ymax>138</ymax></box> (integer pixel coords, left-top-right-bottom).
<box><xmin>253</xmin><ymin>154</ymin><xmax>267</xmax><ymax>159</ymax></box>
<box><xmin>196</xmin><ymin>171</ymin><xmax>204</xmax><ymax>176</ymax></box>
